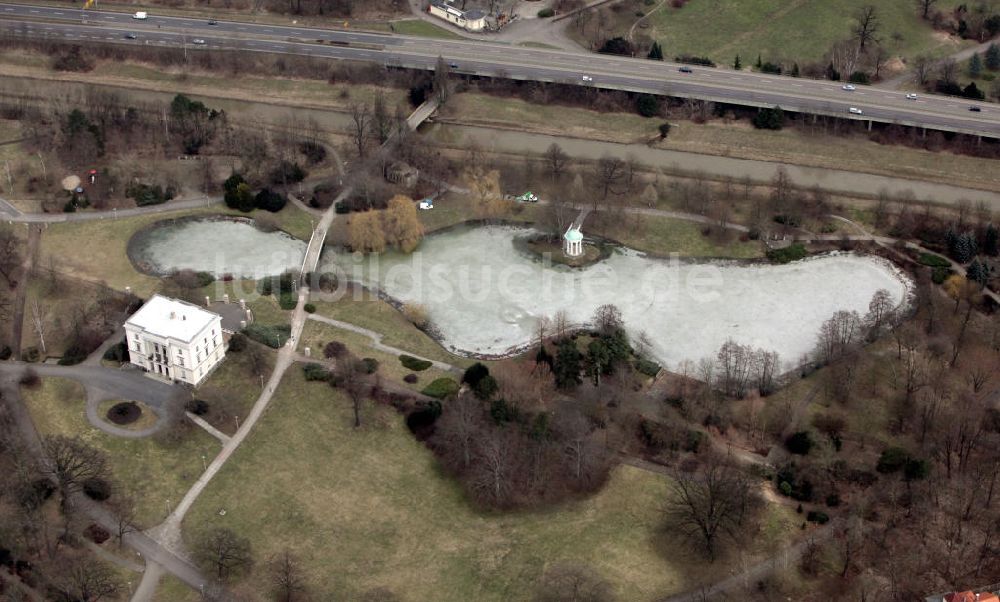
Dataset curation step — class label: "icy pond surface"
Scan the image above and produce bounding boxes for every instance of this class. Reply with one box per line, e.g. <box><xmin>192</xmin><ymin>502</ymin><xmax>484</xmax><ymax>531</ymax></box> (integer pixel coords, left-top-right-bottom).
<box><xmin>129</xmin><ymin>217</ymin><xmax>307</xmax><ymax>279</ymax></box>
<box><xmin>321</xmin><ymin>225</ymin><xmax>912</xmax><ymax>368</ymax></box>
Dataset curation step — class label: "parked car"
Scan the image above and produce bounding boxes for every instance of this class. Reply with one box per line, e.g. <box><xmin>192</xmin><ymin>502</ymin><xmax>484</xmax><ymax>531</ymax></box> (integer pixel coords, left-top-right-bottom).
<box><xmin>418</xmin><ymin>199</ymin><xmax>434</xmax><ymax>210</ymax></box>
<box><xmin>848</xmin><ymin>107</ymin><xmax>863</xmax><ymax>115</ymax></box>
<box><xmin>842</xmin><ymin>84</ymin><xmax>856</xmax><ymax>91</ymax></box>
<box><xmin>516</xmin><ymin>192</ymin><xmax>539</xmax><ymax>203</ymax></box>
<box><xmin>905</xmin><ymin>93</ymin><xmax>918</xmax><ymax>100</ymax></box>
<box><xmin>678</xmin><ymin>66</ymin><xmax>693</xmax><ymax>73</ymax></box>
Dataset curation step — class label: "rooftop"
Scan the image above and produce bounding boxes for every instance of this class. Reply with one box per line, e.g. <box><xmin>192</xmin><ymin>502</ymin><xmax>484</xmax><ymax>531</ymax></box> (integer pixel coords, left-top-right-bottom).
<box><xmin>126</xmin><ymin>294</ymin><xmax>221</xmax><ymax>342</ymax></box>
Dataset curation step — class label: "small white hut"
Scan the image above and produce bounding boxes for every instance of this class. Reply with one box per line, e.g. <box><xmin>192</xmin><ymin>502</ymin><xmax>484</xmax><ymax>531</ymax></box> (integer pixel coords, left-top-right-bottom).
<box><xmin>564</xmin><ymin>226</ymin><xmax>583</xmax><ymax>257</ymax></box>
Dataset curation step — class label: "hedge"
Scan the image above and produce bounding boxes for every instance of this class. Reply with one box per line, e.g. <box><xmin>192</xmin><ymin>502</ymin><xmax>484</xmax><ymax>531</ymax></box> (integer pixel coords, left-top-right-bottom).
<box><xmin>278</xmin><ymin>291</ymin><xmax>298</xmax><ymax>310</ymax></box>
<box><xmin>918</xmin><ymin>252</ymin><xmax>951</xmax><ymax>268</ymax></box>
<box><xmin>767</xmin><ymin>243</ymin><xmax>807</xmax><ymax>264</ymax></box>
<box><xmin>303</xmin><ymin>363</ymin><xmax>331</xmax><ymax>381</ymax></box>
<box><xmin>243</xmin><ymin>323</ymin><xmax>291</xmax><ymax>348</ymax></box>
<box><xmin>421</xmin><ymin>377</ymin><xmax>460</xmax><ymax>399</ymax></box>
<box><xmin>635</xmin><ymin>359</ymin><xmax>661</xmax><ymax>377</ymax></box>
<box><xmin>399</xmin><ymin>355</ymin><xmax>433</xmax><ymax>371</ymax></box>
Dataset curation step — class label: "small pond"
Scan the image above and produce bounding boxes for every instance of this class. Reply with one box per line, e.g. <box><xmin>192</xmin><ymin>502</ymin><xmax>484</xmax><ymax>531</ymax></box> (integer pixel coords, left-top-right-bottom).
<box><xmin>320</xmin><ymin>225</ymin><xmax>912</xmax><ymax>368</ymax></box>
<box><xmin>129</xmin><ymin>216</ymin><xmax>307</xmax><ymax>279</ymax></box>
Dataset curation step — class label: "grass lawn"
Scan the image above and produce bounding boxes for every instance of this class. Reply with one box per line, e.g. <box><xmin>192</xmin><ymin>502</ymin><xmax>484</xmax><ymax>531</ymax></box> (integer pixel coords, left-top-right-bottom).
<box><xmin>446</xmin><ymin>92</ymin><xmax>1000</xmax><ymax>192</ymax></box>
<box><xmin>153</xmin><ymin>574</ymin><xmax>200</xmax><ymax>602</ymax></box>
<box><xmin>22</xmin><ymin>378</ymin><xmax>220</xmax><ymax>528</ymax></box>
<box><xmin>306</xmin><ymin>288</ymin><xmax>468</xmax><ymax>367</ymax></box>
<box><xmin>390</xmin><ymin>19</ymin><xmax>465</xmax><ymax>39</ymax></box>
<box><xmin>182</xmin><ymin>369</ymin><xmax>798</xmax><ymax>600</ymax></box>
<box><xmin>594</xmin><ymin>214</ymin><xmax>763</xmax><ymax>258</ymax></box>
<box><xmin>39</xmin><ymin>204</ymin><xmax>315</xmax><ymax>296</ymax></box>
<box><xmin>644</xmin><ymin>0</ymin><xmax>968</xmax><ymax>66</ymax></box>
<box><xmin>297</xmin><ymin>320</ymin><xmax>456</xmax><ymax>393</ymax></box>
<box><xmin>194</xmin><ymin>345</ymin><xmax>276</xmax><ymax>434</ymax></box>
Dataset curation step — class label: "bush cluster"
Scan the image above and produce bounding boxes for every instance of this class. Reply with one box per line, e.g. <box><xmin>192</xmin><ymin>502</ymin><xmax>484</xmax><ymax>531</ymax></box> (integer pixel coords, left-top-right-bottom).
<box><xmin>399</xmin><ymin>355</ymin><xmax>433</xmax><ymax>371</ymax></box>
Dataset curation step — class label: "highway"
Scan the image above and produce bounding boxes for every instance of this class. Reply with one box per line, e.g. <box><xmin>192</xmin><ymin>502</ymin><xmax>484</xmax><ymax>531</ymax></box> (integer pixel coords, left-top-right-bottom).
<box><xmin>1</xmin><ymin>1</ymin><xmax>1000</xmax><ymax>137</ymax></box>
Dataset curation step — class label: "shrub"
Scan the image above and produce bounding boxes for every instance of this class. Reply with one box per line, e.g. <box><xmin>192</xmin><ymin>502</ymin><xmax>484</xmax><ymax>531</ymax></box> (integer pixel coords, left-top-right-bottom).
<box><xmin>404</xmin><ymin>373</ymin><xmax>418</xmax><ymax>384</ymax></box>
<box><xmin>848</xmin><ymin>71</ymin><xmax>870</xmax><ymax>84</ymax></box>
<box><xmin>752</xmin><ymin>106</ymin><xmax>784</xmax><ymax>130</ymax></box>
<box><xmin>228</xmin><ymin>333</ymin><xmax>247</xmax><ymax>352</ymax></box>
<box><xmin>825</xmin><ymin>493</ymin><xmax>841</xmax><ymax>507</ymax></box>
<box><xmin>490</xmin><ymin>398</ymin><xmax>521</xmax><ymax>424</ymax></box>
<box><xmin>243</xmin><ymin>323</ymin><xmax>291</xmax><ymax>348</ymax></box>
<box><xmin>473</xmin><ymin>374</ymin><xmax>499</xmax><ymax>400</ymax></box>
<box><xmin>58</xmin><ymin>344</ymin><xmax>91</xmax><ymax>365</ymax></box>
<box><xmin>22</xmin><ymin>347</ymin><xmax>40</xmax><ymax>363</ymax></box>
<box><xmin>102</xmin><ymin>341</ymin><xmax>129</xmax><ymax>363</ymax></box>
<box><xmin>537</xmin><ymin>7</ymin><xmax>554</xmax><ymax>17</ymax></box>
<box><xmin>931</xmin><ymin>266</ymin><xmax>952</xmax><ymax>284</ymax></box>
<box><xmin>784</xmin><ymin>431</ymin><xmax>813</xmax><ymax>455</ymax></box>
<box><xmin>806</xmin><ymin>510</ymin><xmax>829</xmax><ymax>524</ymax></box>
<box><xmin>126</xmin><ymin>182</ymin><xmax>174</xmax><ymax>207</ymax></box>
<box><xmin>422</xmin><ymin>377</ymin><xmax>460</xmax><ymax>399</ymax></box>
<box><xmin>361</xmin><ymin>358</ymin><xmax>379</xmax><ymax>374</ymax></box>
<box><xmin>323</xmin><ymin>341</ymin><xmax>347</xmax><ymax>359</ymax></box>
<box><xmin>877</xmin><ymin>446</ymin><xmax>909</xmax><ymax>473</ymax></box>
<box><xmin>759</xmin><ymin>61</ymin><xmax>782</xmax><ymax>74</ymax></box>
<box><xmin>767</xmin><ymin>243</ymin><xmax>807</xmax><ymax>264</ymax></box>
<box><xmin>462</xmin><ymin>362</ymin><xmax>490</xmax><ymax>387</ymax></box>
<box><xmin>186</xmin><ymin>399</ymin><xmax>210</xmax><ymax>415</ymax></box>
<box><xmin>904</xmin><ymin>458</ymin><xmax>930</xmax><ymax>481</ymax></box>
<box><xmin>52</xmin><ymin>46</ymin><xmax>94</xmax><ymax>72</ymax></box>
<box><xmin>598</xmin><ymin>36</ymin><xmax>633</xmax><ymax>56</ymax></box>
<box><xmin>19</xmin><ymin>368</ymin><xmax>41</xmax><ymax>388</ymax></box>
<box><xmin>268</xmin><ymin>161</ymin><xmax>306</xmax><ymax>187</ymax></box>
<box><xmin>918</xmin><ymin>252</ymin><xmax>951</xmax><ymax>267</ymax></box>
<box><xmin>278</xmin><ymin>291</ymin><xmax>297</xmax><ymax>310</ymax></box>
<box><xmin>303</xmin><ymin>363</ymin><xmax>331</xmax><ymax>381</ymax></box>
<box><xmin>675</xmin><ymin>55</ymin><xmax>715</xmax><ymax>66</ymax></box>
<box><xmin>82</xmin><ymin>477</ymin><xmax>112</xmax><ymax>501</ymax></box>
<box><xmin>658</xmin><ymin>122</ymin><xmax>671</xmax><ymax>138</ymax></box>
<box><xmin>107</xmin><ymin>401</ymin><xmax>141</xmax><ymax>425</ymax></box>
<box><xmin>303</xmin><ymin>303</ymin><xmax>316</xmax><ymax>314</ymax></box>
<box><xmin>400</xmin><ymin>355</ymin><xmax>433</xmax><ymax>371</ymax></box>
<box><xmin>636</xmin><ymin>94</ymin><xmax>662</xmax><ymax>117</ymax></box>
<box><xmin>254</xmin><ymin>188</ymin><xmax>287</xmax><ymax>213</ymax></box>
<box><xmin>0</xmin><ymin>345</ymin><xmax>10</xmax><ymax>360</ymax></box>
<box><xmin>635</xmin><ymin>359</ymin><xmax>661</xmax><ymax>377</ymax></box>
<box><xmin>84</xmin><ymin>523</ymin><xmax>110</xmax><ymax>544</ymax></box>
<box><xmin>299</xmin><ymin>141</ymin><xmax>327</xmax><ymax>165</ymax></box>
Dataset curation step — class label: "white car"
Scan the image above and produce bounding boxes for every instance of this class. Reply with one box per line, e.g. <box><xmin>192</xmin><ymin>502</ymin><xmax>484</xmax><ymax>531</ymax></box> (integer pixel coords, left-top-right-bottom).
<box><xmin>905</xmin><ymin>93</ymin><xmax>918</xmax><ymax>100</ymax></box>
<box><xmin>192</xmin><ymin>38</ymin><xmax>207</xmax><ymax>45</ymax></box>
<box><xmin>842</xmin><ymin>84</ymin><xmax>856</xmax><ymax>91</ymax></box>
<box><xmin>848</xmin><ymin>107</ymin><xmax>863</xmax><ymax>115</ymax></box>
<box><xmin>132</xmin><ymin>11</ymin><xmax>147</xmax><ymax>19</ymax></box>
<box><xmin>581</xmin><ymin>75</ymin><xmax>593</xmax><ymax>82</ymax></box>
<box><xmin>418</xmin><ymin>199</ymin><xmax>433</xmax><ymax>210</ymax></box>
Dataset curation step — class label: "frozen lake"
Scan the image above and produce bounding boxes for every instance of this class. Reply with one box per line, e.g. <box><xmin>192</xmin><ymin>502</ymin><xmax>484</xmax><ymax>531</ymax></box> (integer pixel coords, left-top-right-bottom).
<box><xmin>320</xmin><ymin>225</ymin><xmax>912</xmax><ymax>369</ymax></box>
<box><xmin>129</xmin><ymin>217</ymin><xmax>307</xmax><ymax>279</ymax></box>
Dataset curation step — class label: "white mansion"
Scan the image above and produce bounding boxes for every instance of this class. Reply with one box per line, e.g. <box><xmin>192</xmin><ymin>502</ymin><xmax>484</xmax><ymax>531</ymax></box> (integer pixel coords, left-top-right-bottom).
<box><xmin>124</xmin><ymin>295</ymin><xmax>225</xmax><ymax>386</ymax></box>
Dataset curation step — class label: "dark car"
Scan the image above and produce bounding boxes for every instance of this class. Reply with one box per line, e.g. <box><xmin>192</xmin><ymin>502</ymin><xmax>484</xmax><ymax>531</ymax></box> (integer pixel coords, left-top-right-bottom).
<box><xmin>449</xmin><ymin>61</ymin><xmax>459</xmax><ymax>69</ymax></box>
<box><xmin>679</xmin><ymin>66</ymin><xmax>693</xmax><ymax>73</ymax></box>
<box><xmin>124</xmin><ymin>32</ymin><xmax>137</xmax><ymax>39</ymax></box>
<box><xmin>969</xmin><ymin>106</ymin><xmax>982</xmax><ymax>112</ymax></box>
<box><xmin>208</xmin><ymin>19</ymin><xmax>218</xmax><ymax>25</ymax></box>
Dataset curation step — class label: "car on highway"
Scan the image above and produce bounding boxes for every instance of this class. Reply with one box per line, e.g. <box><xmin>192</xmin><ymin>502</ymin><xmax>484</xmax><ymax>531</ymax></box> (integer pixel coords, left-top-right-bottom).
<box><xmin>581</xmin><ymin>75</ymin><xmax>593</xmax><ymax>82</ymax></box>
<box><xmin>192</xmin><ymin>38</ymin><xmax>207</xmax><ymax>45</ymax></box>
<box><xmin>132</xmin><ymin>11</ymin><xmax>148</xmax><ymax>19</ymax></box>
<box><xmin>449</xmin><ymin>61</ymin><xmax>459</xmax><ymax>69</ymax></box>
<box><xmin>842</xmin><ymin>84</ymin><xmax>856</xmax><ymax>91</ymax></box>
<box><xmin>905</xmin><ymin>93</ymin><xmax>918</xmax><ymax>100</ymax></box>
<box><xmin>124</xmin><ymin>32</ymin><xmax>137</xmax><ymax>39</ymax></box>
<box><xmin>970</xmin><ymin>106</ymin><xmax>982</xmax><ymax>112</ymax></box>
<box><xmin>207</xmin><ymin>19</ymin><xmax>218</xmax><ymax>25</ymax></box>
<box><xmin>848</xmin><ymin>107</ymin><xmax>863</xmax><ymax>115</ymax></box>
<box><xmin>679</xmin><ymin>66</ymin><xmax>693</xmax><ymax>73</ymax></box>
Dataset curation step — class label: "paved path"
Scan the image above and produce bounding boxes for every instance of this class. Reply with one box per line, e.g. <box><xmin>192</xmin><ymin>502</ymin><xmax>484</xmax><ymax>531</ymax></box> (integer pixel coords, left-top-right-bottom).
<box><xmin>0</xmin><ymin>195</ymin><xmax>219</xmax><ymax>223</ymax></box>
<box><xmin>306</xmin><ymin>313</ymin><xmax>460</xmax><ymax>373</ymax></box>
<box><xmin>186</xmin><ymin>411</ymin><xmax>232</xmax><ymax>444</ymax></box>
<box><xmin>9</xmin><ymin>223</ymin><xmax>39</xmax><ymax>359</ymax></box>
<box><xmin>0</xmin><ymin>369</ymin><xmax>216</xmax><ymax>596</ymax></box>
<box><xmin>130</xmin><ymin>561</ymin><xmax>165</xmax><ymax>602</ymax></box>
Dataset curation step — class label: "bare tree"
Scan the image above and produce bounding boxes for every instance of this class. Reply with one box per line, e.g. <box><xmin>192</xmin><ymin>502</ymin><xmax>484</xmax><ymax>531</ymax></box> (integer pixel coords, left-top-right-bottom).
<box><xmin>544</xmin><ymin>143</ymin><xmax>568</xmax><ymax>179</ymax></box>
<box><xmin>195</xmin><ymin>527</ymin><xmax>253</xmax><ymax>580</ymax></box>
<box><xmin>534</xmin><ymin>562</ymin><xmax>614</xmax><ymax>602</ymax></box>
<box><xmin>349</xmin><ymin>103</ymin><xmax>371</xmax><ymax>158</ymax></box>
<box><xmin>333</xmin><ymin>354</ymin><xmax>369</xmax><ymax>428</ymax></box>
<box><xmin>594</xmin><ymin>155</ymin><xmax>626</xmax><ymax>201</ymax></box>
<box><xmin>553</xmin><ymin>310</ymin><xmax>570</xmax><ymax>341</ymax></box>
<box><xmin>108</xmin><ymin>495</ymin><xmax>138</xmax><ymax>549</ymax></box>
<box><xmin>470</xmin><ymin>428</ymin><xmax>518</xmax><ymax>507</ymax></box>
<box><xmin>865</xmin><ymin>288</ymin><xmax>896</xmax><ymax>339</ymax></box>
<box><xmin>916</xmin><ymin>0</ymin><xmax>938</xmax><ymax>19</ymax></box>
<box><xmin>46</xmin><ymin>556</ymin><xmax>122</xmax><ymax>602</ymax></box>
<box><xmin>0</xmin><ymin>225</ymin><xmax>22</xmax><ymax>288</ymax></box>
<box><xmin>434</xmin><ymin>55</ymin><xmax>452</xmax><ymax>105</ymax></box>
<box><xmin>30</xmin><ymin>298</ymin><xmax>47</xmax><ymax>354</ymax></box>
<box><xmin>270</xmin><ymin>549</ymin><xmax>307</xmax><ymax>602</ymax></box>
<box><xmin>938</xmin><ymin>57</ymin><xmax>958</xmax><ymax>84</ymax></box>
<box><xmin>664</xmin><ymin>457</ymin><xmax>759</xmax><ymax>561</ymax></box>
<box><xmin>40</xmin><ymin>435</ymin><xmax>108</xmax><ymax>516</ymax></box>
<box><xmin>592</xmin><ymin>304</ymin><xmax>623</xmax><ymax>335</ymax></box>
<box><xmin>370</xmin><ymin>91</ymin><xmax>391</xmax><ymax>146</ymax></box>
<box><xmin>913</xmin><ymin>55</ymin><xmax>934</xmax><ymax>85</ymax></box>
<box><xmin>816</xmin><ymin>310</ymin><xmax>862</xmax><ymax>364</ymax></box>
<box><xmin>436</xmin><ymin>394</ymin><xmax>483</xmax><ymax>470</ymax></box>
<box><xmin>716</xmin><ymin>339</ymin><xmax>754</xmax><ymax>398</ymax></box>
<box><xmin>852</xmin><ymin>6</ymin><xmax>880</xmax><ymax>51</ymax></box>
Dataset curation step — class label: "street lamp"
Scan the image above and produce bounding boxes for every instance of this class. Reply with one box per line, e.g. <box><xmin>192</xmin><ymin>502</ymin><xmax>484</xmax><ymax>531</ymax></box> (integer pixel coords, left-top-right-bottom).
<box><xmin>201</xmin><ymin>454</ymin><xmax>207</xmax><ymax>471</ymax></box>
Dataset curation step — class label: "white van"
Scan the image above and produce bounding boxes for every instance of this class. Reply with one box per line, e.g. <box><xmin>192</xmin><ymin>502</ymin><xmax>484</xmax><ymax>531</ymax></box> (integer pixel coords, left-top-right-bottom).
<box><xmin>848</xmin><ymin>107</ymin><xmax>863</xmax><ymax>115</ymax></box>
<box><xmin>133</xmin><ymin>11</ymin><xmax>148</xmax><ymax>19</ymax></box>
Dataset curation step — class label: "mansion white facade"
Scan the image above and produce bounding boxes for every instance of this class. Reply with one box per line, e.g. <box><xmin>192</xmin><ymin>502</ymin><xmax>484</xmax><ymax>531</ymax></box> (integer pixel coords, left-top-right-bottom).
<box><xmin>124</xmin><ymin>295</ymin><xmax>225</xmax><ymax>386</ymax></box>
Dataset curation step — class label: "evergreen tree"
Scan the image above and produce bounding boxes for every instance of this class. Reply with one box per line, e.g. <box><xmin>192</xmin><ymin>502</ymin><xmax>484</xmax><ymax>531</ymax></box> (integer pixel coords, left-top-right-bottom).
<box><xmin>586</xmin><ymin>339</ymin><xmax>611</xmax><ymax>386</ymax></box>
<box><xmin>755</xmin><ymin>54</ymin><xmax>762</xmax><ymax>69</ymax></box>
<box><xmin>791</xmin><ymin>62</ymin><xmax>800</xmax><ymax>77</ymax></box>
<box><xmin>986</xmin><ymin>43</ymin><xmax>1000</xmax><ymax>71</ymax></box>
<box><xmin>954</xmin><ymin>232</ymin><xmax>978</xmax><ymax>263</ymax></box>
<box><xmin>825</xmin><ymin>62</ymin><xmax>841</xmax><ymax>81</ymax></box>
<box><xmin>967</xmin><ymin>257</ymin><xmax>990</xmax><ymax>288</ymax></box>
<box><xmin>648</xmin><ymin>41</ymin><xmax>664</xmax><ymax>60</ymax></box>
<box><xmin>733</xmin><ymin>54</ymin><xmax>742</xmax><ymax>70</ymax></box>
<box><xmin>983</xmin><ymin>223</ymin><xmax>999</xmax><ymax>256</ymax></box>
<box><xmin>554</xmin><ymin>339</ymin><xmax>582</xmax><ymax>389</ymax></box>
<box><xmin>963</xmin><ymin>81</ymin><xmax>985</xmax><ymax>100</ymax></box>
<box><xmin>969</xmin><ymin>52</ymin><xmax>984</xmax><ymax>78</ymax></box>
